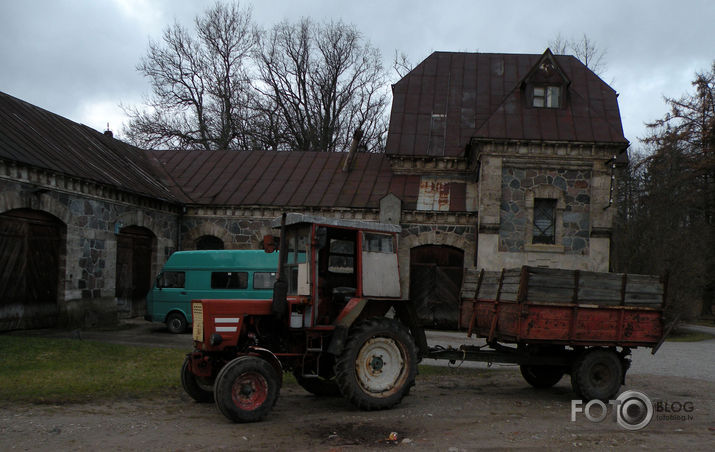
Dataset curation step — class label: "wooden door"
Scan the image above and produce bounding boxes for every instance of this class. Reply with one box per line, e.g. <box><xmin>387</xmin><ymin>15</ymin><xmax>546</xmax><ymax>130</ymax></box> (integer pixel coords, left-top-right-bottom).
<box><xmin>115</xmin><ymin>226</ymin><xmax>154</xmax><ymax>317</ymax></box>
<box><xmin>409</xmin><ymin>245</ymin><xmax>464</xmax><ymax>329</ymax></box>
<box><xmin>0</xmin><ymin>209</ymin><xmax>64</xmax><ymax>330</ymax></box>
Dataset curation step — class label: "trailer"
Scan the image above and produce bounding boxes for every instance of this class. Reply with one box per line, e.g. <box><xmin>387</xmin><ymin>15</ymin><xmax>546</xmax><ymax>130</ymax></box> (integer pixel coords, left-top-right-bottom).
<box><xmin>426</xmin><ymin>266</ymin><xmax>674</xmax><ymax>401</ymax></box>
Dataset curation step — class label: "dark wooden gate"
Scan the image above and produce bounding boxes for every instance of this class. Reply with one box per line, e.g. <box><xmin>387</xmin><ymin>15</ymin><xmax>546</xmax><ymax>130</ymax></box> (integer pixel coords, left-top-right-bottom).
<box><xmin>0</xmin><ymin>209</ymin><xmax>64</xmax><ymax>330</ymax></box>
<box><xmin>115</xmin><ymin>226</ymin><xmax>154</xmax><ymax>317</ymax></box>
<box><xmin>409</xmin><ymin>245</ymin><xmax>464</xmax><ymax>329</ymax></box>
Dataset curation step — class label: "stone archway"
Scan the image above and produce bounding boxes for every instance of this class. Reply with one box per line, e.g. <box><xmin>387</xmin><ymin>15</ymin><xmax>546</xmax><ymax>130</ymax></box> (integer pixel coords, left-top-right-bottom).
<box><xmin>195</xmin><ymin>234</ymin><xmax>224</xmax><ymax>250</ymax></box>
<box><xmin>0</xmin><ymin>208</ymin><xmax>66</xmax><ymax>330</ymax></box>
<box><xmin>185</xmin><ymin>222</ymin><xmax>232</xmax><ymax>250</ymax></box>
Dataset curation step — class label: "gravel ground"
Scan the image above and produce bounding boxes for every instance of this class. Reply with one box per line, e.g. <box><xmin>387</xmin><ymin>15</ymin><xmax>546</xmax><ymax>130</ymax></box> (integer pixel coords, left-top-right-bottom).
<box><xmin>3</xmin><ymin>319</ymin><xmax>713</xmax><ymax>450</ymax></box>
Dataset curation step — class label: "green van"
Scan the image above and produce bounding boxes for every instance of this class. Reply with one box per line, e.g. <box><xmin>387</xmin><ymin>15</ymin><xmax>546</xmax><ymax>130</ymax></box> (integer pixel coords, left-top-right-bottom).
<box><xmin>145</xmin><ymin>250</ymin><xmax>278</xmax><ymax>333</ymax></box>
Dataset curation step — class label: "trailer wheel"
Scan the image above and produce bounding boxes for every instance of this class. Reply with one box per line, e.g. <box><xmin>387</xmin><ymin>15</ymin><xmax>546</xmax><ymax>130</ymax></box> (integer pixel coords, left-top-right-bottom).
<box><xmin>520</xmin><ymin>365</ymin><xmax>565</xmax><ymax>388</ymax></box>
<box><xmin>181</xmin><ymin>357</ymin><xmax>214</xmax><ymax>403</ymax></box>
<box><xmin>166</xmin><ymin>312</ymin><xmax>187</xmax><ymax>334</ymax></box>
<box><xmin>572</xmin><ymin>349</ymin><xmax>623</xmax><ymax>401</ymax></box>
<box><xmin>334</xmin><ymin>317</ymin><xmax>417</xmax><ymax>411</ymax></box>
<box><xmin>214</xmin><ymin>356</ymin><xmax>280</xmax><ymax>423</ymax></box>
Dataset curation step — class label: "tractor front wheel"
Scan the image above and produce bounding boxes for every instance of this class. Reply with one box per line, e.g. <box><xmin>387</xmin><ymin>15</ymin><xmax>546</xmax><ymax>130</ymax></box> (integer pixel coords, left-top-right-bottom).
<box><xmin>214</xmin><ymin>356</ymin><xmax>280</xmax><ymax>423</ymax></box>
<box><xmin>334</xmin><ymin>317</ymin><xmax>417</xmax><ymax>410</ymax></box>
<box><xmin>181</xmin><ymin>357</ymin><xmax>214</xmax><ymax>403</ymax></box>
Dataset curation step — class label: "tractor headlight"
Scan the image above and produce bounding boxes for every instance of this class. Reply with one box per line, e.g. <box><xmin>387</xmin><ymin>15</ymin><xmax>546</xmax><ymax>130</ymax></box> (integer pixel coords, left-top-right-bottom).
<box><xmin>209</xmin><ymin>333</ymin><xmax>223</xmax><ymax>346</ymax></box>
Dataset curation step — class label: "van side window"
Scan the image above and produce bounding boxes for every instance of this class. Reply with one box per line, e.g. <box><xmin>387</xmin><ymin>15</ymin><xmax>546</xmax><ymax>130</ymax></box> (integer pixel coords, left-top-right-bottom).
<box><xmin>158</xmin><ymin>271</ymin><xmax>185</xmax><ymax>288</ymax></box>
<box><xmin>254</xmin><ymin>272</ymin><xmax>277</xmax><ymax>290</ymax></box>
<box><xmin>211</xmin><ymin>272</ymin><xmax>248</xmax><ymax>289</ymax></box>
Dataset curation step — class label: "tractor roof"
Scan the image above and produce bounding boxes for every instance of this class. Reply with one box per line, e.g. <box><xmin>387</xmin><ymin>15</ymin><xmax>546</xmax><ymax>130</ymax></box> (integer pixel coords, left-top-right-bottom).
<box><xmin>271</xmin><ymin>213</ymin><xmax>401</xmax><ymax>234</ymax></box>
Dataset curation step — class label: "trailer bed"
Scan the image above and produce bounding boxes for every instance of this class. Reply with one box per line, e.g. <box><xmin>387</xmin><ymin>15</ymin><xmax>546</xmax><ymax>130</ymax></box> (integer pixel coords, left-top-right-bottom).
<box><xmin>465</xmin><ymin>266</ymin><xmax>666</xmax><ymax>348</ymax></box>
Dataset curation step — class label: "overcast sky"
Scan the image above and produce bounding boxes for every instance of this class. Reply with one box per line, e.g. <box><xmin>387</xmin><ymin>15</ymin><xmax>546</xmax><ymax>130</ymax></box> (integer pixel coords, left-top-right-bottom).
<box><xmin>1</xmin><ymin>0</ymin><xmax>713</xmax><ymax>150</ymax></box>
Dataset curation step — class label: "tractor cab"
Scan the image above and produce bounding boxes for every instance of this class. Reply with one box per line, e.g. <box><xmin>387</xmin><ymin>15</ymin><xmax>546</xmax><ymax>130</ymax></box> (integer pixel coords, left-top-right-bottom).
<box><xmin>269</xmin><ymin>213</ymin><xmax>402</xmax><ymax>329</ymax></box>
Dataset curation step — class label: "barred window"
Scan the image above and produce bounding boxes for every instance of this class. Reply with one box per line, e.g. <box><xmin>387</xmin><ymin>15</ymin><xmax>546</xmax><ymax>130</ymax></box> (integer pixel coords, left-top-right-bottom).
<box><xmin>533</xmin><ymin>198</ymin><xmax>557</xmax><ymax>244</ymax></box>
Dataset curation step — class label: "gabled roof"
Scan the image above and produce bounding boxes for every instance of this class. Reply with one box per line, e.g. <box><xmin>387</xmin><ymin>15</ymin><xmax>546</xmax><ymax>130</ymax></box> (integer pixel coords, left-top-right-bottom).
<box><xmin>386</xmin><ymin>50</ymin><xmax>629</xmax><ymax>157</ymax></box>
<box><xmin>151</xmin><ymin>150</ymin><xmax>421</xmax><ymax>209</ymax></box>
<box><xmin>0</xmin><ymin>91</ymin><xmax>180</xmax><ymax>203</ymax></box>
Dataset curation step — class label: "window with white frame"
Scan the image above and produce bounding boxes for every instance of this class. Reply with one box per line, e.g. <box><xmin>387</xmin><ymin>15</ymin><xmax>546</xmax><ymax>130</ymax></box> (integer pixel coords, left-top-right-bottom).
<box><xmin>533</xmin><ymin>86</ymin><xmax>561</xmax><ymax>108</ymax></box>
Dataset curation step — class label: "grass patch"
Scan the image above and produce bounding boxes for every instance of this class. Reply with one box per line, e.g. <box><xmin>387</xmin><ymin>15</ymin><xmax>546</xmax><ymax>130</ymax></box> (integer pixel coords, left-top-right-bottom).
<box><xmin>665</xmin><ymin>329</ymin><xmax>714</xmax><ymax>342</ymax></box>
<box><xmin>0</xmin><ymin>335</ymin><xmax>186</xmax><ymax>404</ymax></box>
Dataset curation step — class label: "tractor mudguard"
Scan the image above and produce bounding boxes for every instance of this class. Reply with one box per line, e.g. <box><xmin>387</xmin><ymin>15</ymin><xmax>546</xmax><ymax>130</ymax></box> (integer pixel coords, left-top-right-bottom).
<box><xmin>247</xmin><ymin>346</ymin><xmax>284</xmax><ymax>387</ymax></box>
<box><xmin>327</xmin><ymin>297</ymin><xmax>427</xmax><ymax>358</ymax></box>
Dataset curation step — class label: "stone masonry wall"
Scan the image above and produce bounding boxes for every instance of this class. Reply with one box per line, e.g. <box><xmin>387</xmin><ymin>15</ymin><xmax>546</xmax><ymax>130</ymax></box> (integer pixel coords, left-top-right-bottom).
<box><xmin>0</xmin><ymin>179</ymin><xmax>179</xmax><ymax>328</ymax></box>
<box><xmin>499</xmin><ymin>167</ymin><xmax>591</xmax><ymax>253</ymax></box>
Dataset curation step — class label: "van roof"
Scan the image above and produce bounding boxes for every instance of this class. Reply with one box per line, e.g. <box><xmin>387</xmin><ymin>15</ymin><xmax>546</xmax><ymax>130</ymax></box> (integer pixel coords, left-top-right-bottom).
<box><xmin>163</xmin><ymin>250</ymin><xmax>279</xmax><ymax>270</ymax></box>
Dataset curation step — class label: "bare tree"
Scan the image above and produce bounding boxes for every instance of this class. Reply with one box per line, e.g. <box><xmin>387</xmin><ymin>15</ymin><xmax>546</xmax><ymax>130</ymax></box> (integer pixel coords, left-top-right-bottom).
<box><xmin>548</xmin><ymin>33</ymin><xmax>607</xmax><ymax>75</ymax></box>
<box><xmin>393</xmin><ymin>50</ymin><xmax>413</xmax><ymax>79</ymax></box>
<box><xmin>124</xmin><ymin>2</ymin><xmax>258</xmax><ymax>150</ymax></box>
<box><xmin>254</xmin><ymin>19</ymin><xmax>389</xmax><ymax>152</ymax></box>
<box><xmin>612</xmin><ymin>61</ymin><xmax>715</xmax><ymax>319</ymax></box>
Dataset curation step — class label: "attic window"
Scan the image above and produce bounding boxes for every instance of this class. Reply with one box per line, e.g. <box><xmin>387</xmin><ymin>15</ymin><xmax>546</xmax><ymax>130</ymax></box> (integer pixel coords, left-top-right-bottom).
<box><xmin>533</xmin><ymin>86</ymin><xmax>561</xmax><ymax>108</ymax></box>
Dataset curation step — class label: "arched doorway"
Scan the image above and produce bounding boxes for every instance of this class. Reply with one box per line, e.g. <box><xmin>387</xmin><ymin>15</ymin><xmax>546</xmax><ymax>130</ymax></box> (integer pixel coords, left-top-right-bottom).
<box><xmin>196</xmin><ymin>234</ymin><xmax>224</xmax><ymax>250</ymax></box>
<box><xmin>409</xmin><ymin>245</ymin><xmax>464</xmax><ymax>329</ymax></box>
<box><xmin>115</xmin><ymin>226</ymin><xmax>155</xmax><ymax>317</ymax></box>
<box><xmin>0</xmin><ymin>209</ymin><xmax>66</xmax><ymax>330</ymax></box>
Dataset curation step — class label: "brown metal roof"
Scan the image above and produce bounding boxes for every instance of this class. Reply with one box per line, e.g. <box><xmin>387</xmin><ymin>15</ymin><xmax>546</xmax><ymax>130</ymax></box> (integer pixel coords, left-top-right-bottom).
<box><xmin>386</xmin><ymin>51</ymin><xmax>629</xmax><ymax>157</ymax></box>
<box><xmin>0</xmin><ymin>91</ymin><xmax>180</xmax><ymax>203</ymax></box>
<box><xmin>151</xmin><ymin>150</ymin><xmax>419</xmax><ymax>210</ymax></box>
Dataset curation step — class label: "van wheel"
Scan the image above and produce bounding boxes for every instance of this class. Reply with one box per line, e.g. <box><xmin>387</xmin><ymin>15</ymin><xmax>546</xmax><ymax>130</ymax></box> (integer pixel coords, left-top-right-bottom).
<box><xmin>166</xmin><ymin>312</ymin><xmax>187</xmax><ymax>334</ymax></box>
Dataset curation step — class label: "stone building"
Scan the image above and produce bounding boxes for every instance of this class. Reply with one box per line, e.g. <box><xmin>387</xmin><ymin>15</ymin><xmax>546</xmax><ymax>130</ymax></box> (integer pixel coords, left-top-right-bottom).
<box><xmin>0</xmin><ymin>49</ymin><xmax>628</xmax><ymax>331</ymax></box>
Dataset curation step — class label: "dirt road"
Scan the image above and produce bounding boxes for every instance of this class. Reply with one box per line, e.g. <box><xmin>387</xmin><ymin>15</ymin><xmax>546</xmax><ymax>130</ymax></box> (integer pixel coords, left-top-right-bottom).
<box><xmin>1</xmin><ymin>368</ymin><xmax>712</xmax><ymax>450</ymax></box>
<box><xmin>3</xmin><ymin>321</ymin><xmax>713</xmax><ymax>450</ymax></box>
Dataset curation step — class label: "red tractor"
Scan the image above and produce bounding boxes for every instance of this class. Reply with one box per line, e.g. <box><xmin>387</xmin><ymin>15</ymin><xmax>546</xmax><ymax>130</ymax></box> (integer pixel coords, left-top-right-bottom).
<box><xmin>182</xmin><ymin>213</ymin><xmax>426</xmax><ymax>422</ymax></box>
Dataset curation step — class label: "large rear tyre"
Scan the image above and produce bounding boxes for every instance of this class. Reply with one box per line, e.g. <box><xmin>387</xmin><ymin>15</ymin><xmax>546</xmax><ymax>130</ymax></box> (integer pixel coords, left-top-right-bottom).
<box><xmin>520</xmin><ymin>365</ymin><xmax>565</xmax><ymax>388</ymax></box>
<box><xmin>214</xmin><ymin>356</ymin><xmax>280</xmax><ymax>423</ymax></box>
<box><xmin>572</xmin><ymin>348</ymin><xmax>623</xmax><ymax>401</ymax></box>
<box><xmin>334</xmin><ymin>317</ymin><xmax>417</xmax><ymax>411</ymax></box>
<box><xmin>181</xmin><ymin>357</ymin><xmax>214</xmax><ymax>403</ymax></box>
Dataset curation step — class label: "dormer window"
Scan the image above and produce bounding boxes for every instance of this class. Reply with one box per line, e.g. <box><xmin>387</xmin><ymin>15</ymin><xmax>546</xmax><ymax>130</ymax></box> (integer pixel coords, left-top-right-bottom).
<box><xmin>533</xmin><ymin>86</ymin><xmax>561</xmax><ymax>108</ymax></box>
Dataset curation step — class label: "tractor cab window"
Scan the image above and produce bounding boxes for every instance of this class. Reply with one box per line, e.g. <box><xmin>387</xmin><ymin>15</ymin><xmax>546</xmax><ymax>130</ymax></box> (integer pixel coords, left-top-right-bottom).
<box><xmin>328</xmin><ymin>239</ymin><xmax>355</xmax><ymax>274</ymax></box>
<box><xmin>284</xmin><ymin>226</ymin><xmax>309</xmax><ymax>294</ymax></box>
<box><xmin>363</xmin><ymin>233</ymin><xmax>394</xmax><ymax>253</ymax></box>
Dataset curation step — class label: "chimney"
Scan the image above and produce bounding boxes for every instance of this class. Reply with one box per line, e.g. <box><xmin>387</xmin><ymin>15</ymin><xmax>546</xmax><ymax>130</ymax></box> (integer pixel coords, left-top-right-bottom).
<box><xmin>104</xmin><ymin>123</ymin><xmax>113</xmax><ymax>138</ymax></box>
<box><xmin>342</xmin><ymin>128</ymin><xmax>363</xmax><ymax>172</ymax></box>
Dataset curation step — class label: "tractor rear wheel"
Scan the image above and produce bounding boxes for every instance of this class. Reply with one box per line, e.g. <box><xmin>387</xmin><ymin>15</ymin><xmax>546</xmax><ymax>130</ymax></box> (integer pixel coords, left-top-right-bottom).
<box><xmin>520</xmin><ymin>365</ymin><xmax>566</xmax><ymax>388</ymax></box>
<box><xmin>181</xmin><ymin>357</ymin><xmax>214</xmax><ymax>403</ymax></box>
<box><xmin>334</xmin><ymin>317</ymin><xmax>417</xmax><ymax>410</ymax></box>
<box><xmin>572</xmin><ymin>348</ymin><xmax>623</xmax><ymax>401</ymax></box>
<box><xmin>214</xmin><ymin>356</ymin><xmax>280</xmax><ymax>423</ymax></box>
